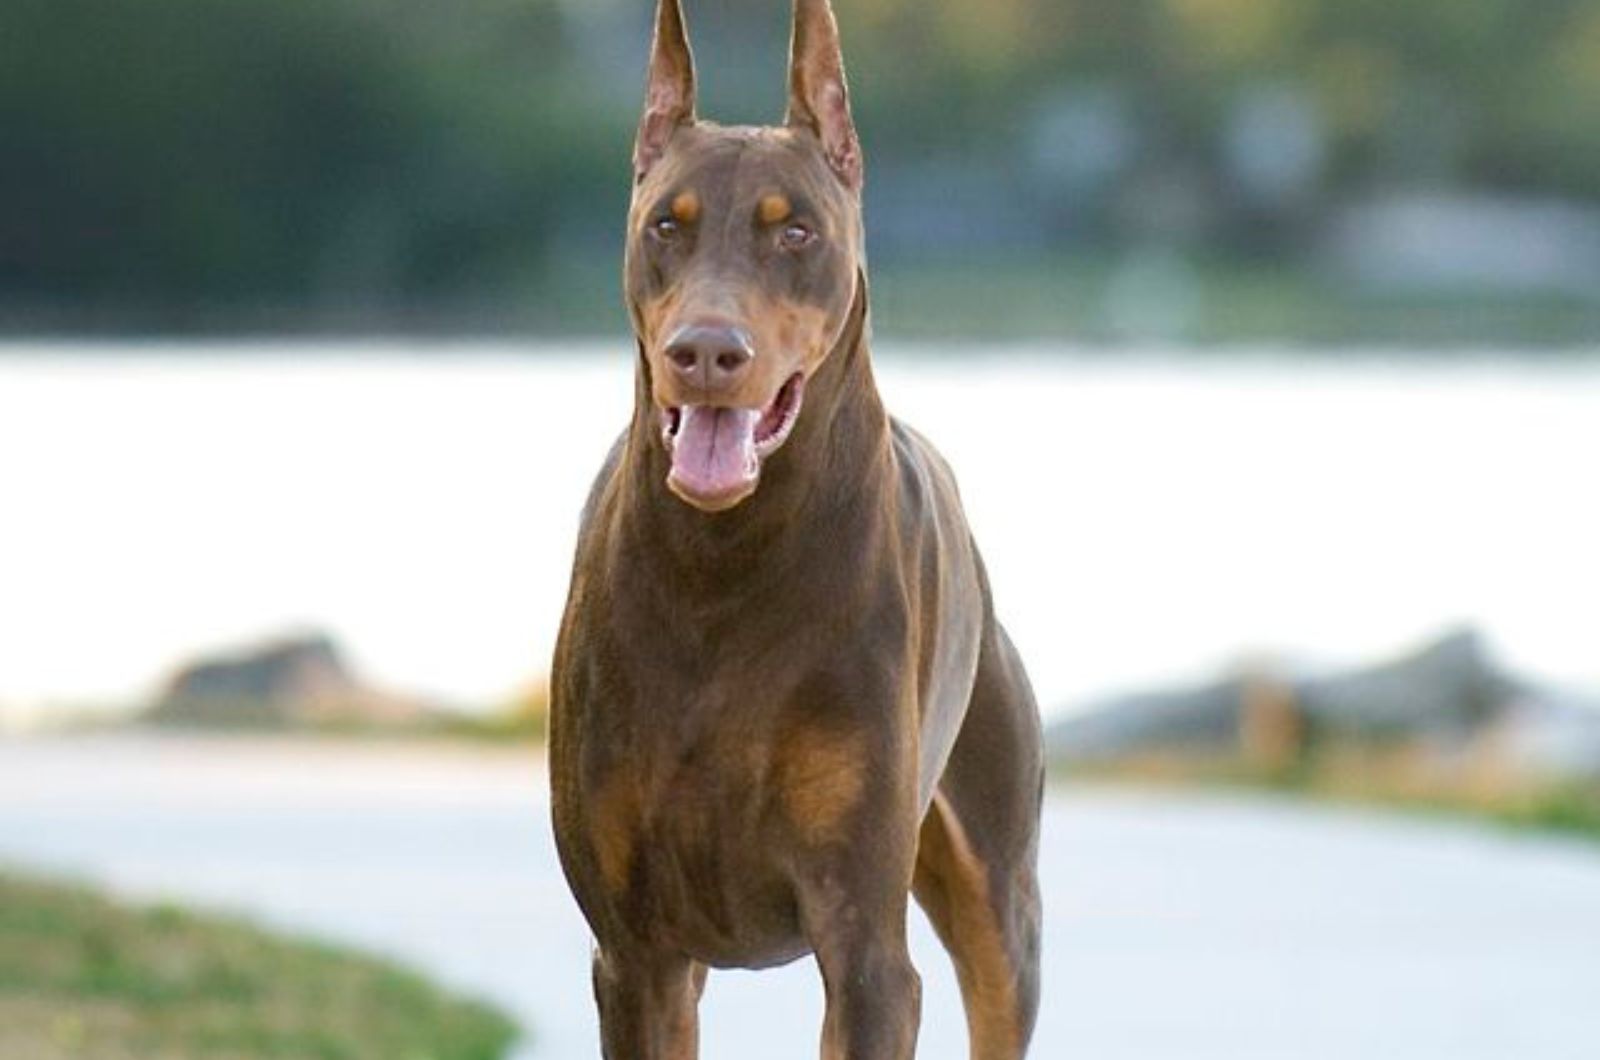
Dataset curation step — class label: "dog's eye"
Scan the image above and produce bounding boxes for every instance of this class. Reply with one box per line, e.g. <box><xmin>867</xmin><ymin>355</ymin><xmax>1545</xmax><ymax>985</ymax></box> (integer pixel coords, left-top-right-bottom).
<box><xmin>650</xmin><ymin>216</ymin><xmax>680</xmax><ymax>241</ymax></box>
<box><xmin>778</xmin><ymin>222</ymin><xmax>816</xmax><ymax>250</ymax></box>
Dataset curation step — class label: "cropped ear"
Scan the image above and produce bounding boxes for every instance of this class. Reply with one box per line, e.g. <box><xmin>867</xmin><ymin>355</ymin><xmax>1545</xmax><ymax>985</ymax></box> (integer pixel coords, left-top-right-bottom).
<box><xmin>785</xmin><ymin>0</ymin><xmax>862</xmax><ymax>191</ymax></box>
<box><xmin>634</xmin><ymin>0</ymin><xmax>697</xmax><ymax>183</ymax></box>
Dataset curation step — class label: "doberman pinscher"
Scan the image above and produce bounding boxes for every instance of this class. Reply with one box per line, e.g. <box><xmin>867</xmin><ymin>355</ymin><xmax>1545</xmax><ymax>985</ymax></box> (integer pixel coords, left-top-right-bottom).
<box><xmin>549</xmin><ymin>1</ymin><xmax>1043</xmax><ymax>1056</ymax></box>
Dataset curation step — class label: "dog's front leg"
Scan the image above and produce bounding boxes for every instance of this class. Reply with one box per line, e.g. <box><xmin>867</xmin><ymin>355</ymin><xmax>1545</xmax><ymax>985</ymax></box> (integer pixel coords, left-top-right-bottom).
<box><xmin>800</xmin><ymin>870</ymin><xmax>923</xmax><ymax>1060</ymax></box>
<box><xmin>592</xmin><ymin>947</ymin><xmax>707</xmax><ymax>1060</ymax></box>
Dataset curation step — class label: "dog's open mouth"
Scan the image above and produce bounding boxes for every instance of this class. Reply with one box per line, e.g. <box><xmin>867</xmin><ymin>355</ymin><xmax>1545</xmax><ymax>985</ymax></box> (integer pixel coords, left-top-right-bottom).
<box><xmin>660</xmin><ymin>372</ymin><xmax>805</xmax><ymax>510</ymax></box>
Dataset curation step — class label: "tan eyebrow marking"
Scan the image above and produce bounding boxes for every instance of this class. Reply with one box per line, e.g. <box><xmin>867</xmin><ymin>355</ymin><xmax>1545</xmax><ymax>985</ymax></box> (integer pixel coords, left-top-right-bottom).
<box><xmin>671</xmin><ymin>190</ymin><xmax>700</xmax><ymax>223</ymax></box>
<box><xmin>758</xmin><ymin>193</ymin><xmax>792</xmax><ymax>225</ymax></box>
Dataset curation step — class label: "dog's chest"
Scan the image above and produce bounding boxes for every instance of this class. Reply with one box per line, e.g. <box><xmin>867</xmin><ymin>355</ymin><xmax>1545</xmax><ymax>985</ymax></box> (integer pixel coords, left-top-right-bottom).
<box><xmin>585</xmin><ymin>729</ymin><xmax>820</xmax><ymax>966</ymax></box>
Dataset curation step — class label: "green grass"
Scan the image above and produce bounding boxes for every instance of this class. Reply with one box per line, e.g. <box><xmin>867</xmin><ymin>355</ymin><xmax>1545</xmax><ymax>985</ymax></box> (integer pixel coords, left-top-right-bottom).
<box><xmin>1355</xmin><ymin>778</ymin><xmax>1600</xmax><ymax>841</ymax></box>
<box><xmin>131</xmin><ymin>683</ymin><xmax>548</xmax><ymax>746</ymax></box>
<box><xmin>11</xmin><ymin>248</ymin><xmax>1598</xmax><ymax>346</ymax></box>
<box><xmin>1056</xmin><ymin>751</ymin><xmax>1600</xmax><ymax>844</ymax></box>
<box><xmin>865</xmin><ymin>256</ymin><xmax>1600</xmax><ymax>347</ymax></box>
<box><xmin>508</xmin><ymin>252</ymin><xmax>1600</xmax><ymax>347</ymax></box>
<box><xmin>0</xmin><ymin>873</ymin><xmax>520</xmax><ymax>1060</ymax></box>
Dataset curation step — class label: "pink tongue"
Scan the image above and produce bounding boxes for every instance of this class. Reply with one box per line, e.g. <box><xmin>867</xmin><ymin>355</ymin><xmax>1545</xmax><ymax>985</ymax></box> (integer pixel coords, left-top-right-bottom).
<box><xmin>670</xmin><ymin>405</ymin><xmax>759</xmax><ymax>500</ymax></box>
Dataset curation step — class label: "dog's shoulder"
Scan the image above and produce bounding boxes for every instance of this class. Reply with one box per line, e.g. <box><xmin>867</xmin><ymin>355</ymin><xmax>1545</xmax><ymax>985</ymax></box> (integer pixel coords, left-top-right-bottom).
<box><xmin>888</xmin><ymin>416</ymin><xmax>965</xmax><ymax>509</ymax></box>
<box><xmin>886</xmin><ymin>415</ymin><xmax>982</xmax><ymax>589</ymax></box>
<box><xmin>578</xmin><ymin>428</ymin><xmax>631</xmax><ymax>531</ymax></box>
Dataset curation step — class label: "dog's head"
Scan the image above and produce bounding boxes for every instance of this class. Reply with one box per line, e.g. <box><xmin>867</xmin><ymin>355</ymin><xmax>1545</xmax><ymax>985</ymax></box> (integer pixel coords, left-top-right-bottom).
<box><xmin>625</xmin><ymin>0</ymin><xmax>865</xmax><ymax>513</ymax></box>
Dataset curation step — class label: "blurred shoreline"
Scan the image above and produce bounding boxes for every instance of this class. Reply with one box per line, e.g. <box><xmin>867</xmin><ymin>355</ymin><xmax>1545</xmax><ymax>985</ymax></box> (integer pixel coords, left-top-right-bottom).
<box><xmin>5</xmin><ymin>253</ymin><xmax>1600</xmax><ymax>347</ymax></box>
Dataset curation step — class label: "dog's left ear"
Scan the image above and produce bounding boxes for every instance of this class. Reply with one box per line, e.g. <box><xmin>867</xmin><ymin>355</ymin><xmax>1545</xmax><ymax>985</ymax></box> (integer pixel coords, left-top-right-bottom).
<box><xmin>785</xmin><ymin>0</ymin><xmax>862</xmax><ymax>191</ymax></box>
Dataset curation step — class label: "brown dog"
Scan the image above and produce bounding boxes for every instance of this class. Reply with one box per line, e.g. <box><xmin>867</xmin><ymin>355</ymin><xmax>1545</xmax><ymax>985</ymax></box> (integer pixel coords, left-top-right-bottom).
<box><xmin>549</xmin><ymin>1</ymin><xmax>1043</xmax><ymax>1056</ymax></box>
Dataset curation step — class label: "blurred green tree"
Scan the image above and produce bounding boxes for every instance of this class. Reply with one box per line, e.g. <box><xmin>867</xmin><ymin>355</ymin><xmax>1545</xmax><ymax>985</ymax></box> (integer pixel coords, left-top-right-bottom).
<box><xmin>1</xmin><ymin>0</ymin><xmax>1595</xmax><ymax>327</ymax></box>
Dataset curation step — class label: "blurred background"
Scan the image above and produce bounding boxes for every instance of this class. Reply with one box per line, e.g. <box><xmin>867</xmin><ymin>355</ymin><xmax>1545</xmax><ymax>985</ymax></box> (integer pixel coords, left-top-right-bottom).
<box><xmin>6</xmin><ymin>0</ymin><xmax>1600</xmax><ymax>341</ymax></box>
<box><xmin>3</xmin><ymin>1</ymin><xmax>1600</xmax><ymax>1058</ymax></box>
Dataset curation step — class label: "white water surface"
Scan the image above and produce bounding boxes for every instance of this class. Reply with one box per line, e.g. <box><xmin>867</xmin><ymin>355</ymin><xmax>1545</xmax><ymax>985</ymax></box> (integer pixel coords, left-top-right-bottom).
<box><xmin>2</xmin><ymin>344</ymin><xmax>1599</xmax><ymax>719</ymax></box>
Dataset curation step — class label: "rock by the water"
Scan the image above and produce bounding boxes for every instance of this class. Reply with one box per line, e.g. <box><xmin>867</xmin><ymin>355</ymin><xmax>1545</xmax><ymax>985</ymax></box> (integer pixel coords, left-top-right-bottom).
<box><xmin>1296</xmin><ymin>628</ymin><xmax>1511</xmax><ymax>737</ymax></box>
<box><xmin>147</xmin><ymin>632</ymin><xmax>430</xmax><ymax>728</ymax></box>
<box><xmin>1044</xmin><ymin>677</ymin><xmax>1247</xmax><ymax>764</ymax></box>
<box><xmin>1047</xmin><ymin>627</ymin><xmax>1600</xmax><ymax>780</ymax></box>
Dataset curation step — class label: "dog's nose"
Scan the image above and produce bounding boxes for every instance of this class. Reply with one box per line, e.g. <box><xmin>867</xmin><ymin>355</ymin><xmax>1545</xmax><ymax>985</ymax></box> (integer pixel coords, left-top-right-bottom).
<box><xmin>664</xmin><ymin>323</ymin><xmax>755</xmax><ymax>393</ymax></box>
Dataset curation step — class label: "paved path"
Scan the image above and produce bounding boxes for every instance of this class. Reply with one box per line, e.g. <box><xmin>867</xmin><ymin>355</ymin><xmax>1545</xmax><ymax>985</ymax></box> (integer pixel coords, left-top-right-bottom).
<box><xmin>2</xmin><ymin>735</ymin><xmax>1597</xmax><ymax>1059</ymax></box>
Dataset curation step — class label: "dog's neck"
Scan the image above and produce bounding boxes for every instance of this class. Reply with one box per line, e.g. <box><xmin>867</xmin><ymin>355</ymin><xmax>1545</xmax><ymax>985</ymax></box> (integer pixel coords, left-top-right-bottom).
<box><xmin>617</xmin><ymin>278</ymin><xmax>891</xmax><ymax>581</ymax></box>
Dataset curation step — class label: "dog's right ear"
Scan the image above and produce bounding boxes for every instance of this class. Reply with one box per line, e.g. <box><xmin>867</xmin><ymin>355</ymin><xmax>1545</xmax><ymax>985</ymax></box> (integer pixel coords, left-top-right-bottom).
<box><xmin>634</xmin><ymin>0</ymin><xmax>697</xmax><ymax>184</ymax></box>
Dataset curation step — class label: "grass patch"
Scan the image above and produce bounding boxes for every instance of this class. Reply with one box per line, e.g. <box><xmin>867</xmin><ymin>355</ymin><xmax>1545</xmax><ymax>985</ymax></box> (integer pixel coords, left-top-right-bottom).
<box><xmin>1056</xmin><ymin>750</ymin><xmax>1600</xmax><ymax>844</ymax></box>
<box><xmin>0</xmin><ymin>872</ymin><xmax>520</xmax><ymax>1060</ymax></box>
<box><xmin>867</xmin><ymin>255</ymin><xmax>1600</xmax><ymax>346</ymax></box>
<box><xmin>517</xmin><ymin>252</ymin><xmax>1600</xmax><ymax>347</ymax></box>
<box><xmin>130</xmin><ymin>683</ymin><xmax>549</xmax><ymax>746</ymax></box>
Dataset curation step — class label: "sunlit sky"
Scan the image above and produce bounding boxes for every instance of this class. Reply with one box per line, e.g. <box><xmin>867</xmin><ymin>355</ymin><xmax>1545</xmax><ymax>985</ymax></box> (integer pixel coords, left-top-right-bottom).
<box><xmin>2</xmin><ymin>345</ymin><xmax>1598</xmax><ymax>724</ymax></box>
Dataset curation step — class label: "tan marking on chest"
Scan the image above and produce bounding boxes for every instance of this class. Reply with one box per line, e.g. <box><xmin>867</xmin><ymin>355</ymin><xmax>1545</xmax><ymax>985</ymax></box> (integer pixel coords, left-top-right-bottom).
<box><xmin>779</xmin><ymin>727</ymin><xmax>867</xmax><ymax>846</ymax></box>
<box><xmin>589</xmin><ymin>777</ymin><xmax>640</xmax><ymax>894</ymax></box>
